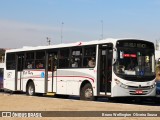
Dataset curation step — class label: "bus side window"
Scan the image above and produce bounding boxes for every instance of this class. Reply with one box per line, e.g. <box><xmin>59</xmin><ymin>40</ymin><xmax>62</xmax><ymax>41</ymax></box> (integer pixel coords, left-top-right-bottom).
<box><xmin>6</xmin><ymin>53</ymin><xmax>16</xmax><ymax>70</ymax></box>
<box><xmin>87</xmin><ymin>57</ymin><xmax>95</xmax><ymax>67</ymax></box>
<box><xmin>25</xmin><ymin>52</ymin><xmax>35</xmax><ymax>69</ymax></box>
<box><xmin>36</xmin><ymin>61</ymin><xmax>44</xmax><ymax>69</ymax></box>
<box><xmin>27</xmin><ymin>62</ymin><xmax>32</xmax><ymax>69</ymax></box>
<box><xmin>83</xmin><ymin>46</ymin><xmax>96</xmax><ymax>68</ymax></box>
<box><xmin>35</xmin><ymin>51</ymin><xmax>45</xmax><ymax>69</ymax></box>
<box><xmin>59</xmin><ymin>49</ymin><xmax>70</xmax><ymax>68</ymax></box>
<box><xmin>71</xmin><ymin>48</ymin><xmax>82</xmax><ymax>68</ymax></box>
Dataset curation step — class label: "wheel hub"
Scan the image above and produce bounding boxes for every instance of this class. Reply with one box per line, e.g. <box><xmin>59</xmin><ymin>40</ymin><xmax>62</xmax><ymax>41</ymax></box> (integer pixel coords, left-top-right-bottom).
<box><xmin>85</xmin><ymin>88</ymin><xmax>93</xmax><ymax>98</ymax></box>
<box><xmin>28</xmin><ymin>86</ymin><xmax>34</xmax><ymax>95</ymax></box>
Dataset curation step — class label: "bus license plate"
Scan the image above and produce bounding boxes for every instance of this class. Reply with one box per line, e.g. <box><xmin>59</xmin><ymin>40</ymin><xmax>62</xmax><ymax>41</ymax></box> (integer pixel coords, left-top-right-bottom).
<box><xmin>135</xmin><ymin>90</ymin><xmax>143</xmax><ymax>94</ymax></box>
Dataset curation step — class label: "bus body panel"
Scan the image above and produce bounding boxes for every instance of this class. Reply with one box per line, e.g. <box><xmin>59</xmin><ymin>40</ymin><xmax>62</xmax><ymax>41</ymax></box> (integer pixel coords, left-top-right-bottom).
<box><xmin>22</xmin><ymin>78</ymin><xmax>45</xmax><ymax>93</ymax></box>
<box><xmin>21</xmin><ymin>70</ymin><xmax>45</xmax><ymax>93</ymax></box>
<box><xmin>4</xmin><ymin>70</ymin><xmax>15</xmax><ymax>91</ymax></box>
<box><xmin>56</xmin><ymin>69</ymin><xmax>96</xmax><ymax>96</ymax></box>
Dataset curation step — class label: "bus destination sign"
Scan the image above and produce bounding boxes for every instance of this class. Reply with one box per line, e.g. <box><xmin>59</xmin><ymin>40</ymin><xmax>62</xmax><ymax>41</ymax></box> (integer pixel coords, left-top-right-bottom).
<box><xmin>123</xmin><ymin>42</ymin><xmax>146</xmax><ymax>48</ymax></box>
<box><xmin>116</xmin><ymin>40</ymin><xmax>154</xmax><ymax>49</ymax></box>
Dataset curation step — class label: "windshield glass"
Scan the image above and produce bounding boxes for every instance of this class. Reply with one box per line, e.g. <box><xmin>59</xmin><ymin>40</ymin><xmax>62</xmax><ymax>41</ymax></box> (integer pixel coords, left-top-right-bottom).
<box><xmin>114</xmin><ymin>48</ymin><xmax>155</xmax><ymax>77</ymax></box>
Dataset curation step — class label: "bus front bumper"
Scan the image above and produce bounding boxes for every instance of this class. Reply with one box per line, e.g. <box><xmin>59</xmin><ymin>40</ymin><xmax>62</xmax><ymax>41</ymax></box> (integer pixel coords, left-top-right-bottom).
<box><xmin>112</xmin><ymin>85</ymin><xmax>156</xmax><ymax>97</ymax></box>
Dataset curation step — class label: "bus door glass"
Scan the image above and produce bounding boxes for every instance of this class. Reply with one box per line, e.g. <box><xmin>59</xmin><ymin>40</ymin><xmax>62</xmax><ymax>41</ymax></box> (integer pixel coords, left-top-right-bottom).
<box><xmin>48</xmin><ymin>52</ymin><xmax>58</xmax><ymax>92</ymax></box>
<box><xmin>99</xmin><ymin>44</ymin><xmax>113</xmax><ymax>95</ymax></box>
<box><xmin>16</xmin><ymin>54</ymin><xmax>24</xmax><ymax>90</ymax></box>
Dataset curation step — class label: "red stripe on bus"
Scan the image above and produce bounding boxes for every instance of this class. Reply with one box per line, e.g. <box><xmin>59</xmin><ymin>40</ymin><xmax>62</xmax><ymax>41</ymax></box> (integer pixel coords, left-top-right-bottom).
<box><xmin>19</xmin><ymin>76</ymin><xmax>94</xmax><ymax>82</ymax></box>
<box><xmin>54</xmin><ymin>76</ymin><xmax>94</xmax><ymax>82</ymax></box>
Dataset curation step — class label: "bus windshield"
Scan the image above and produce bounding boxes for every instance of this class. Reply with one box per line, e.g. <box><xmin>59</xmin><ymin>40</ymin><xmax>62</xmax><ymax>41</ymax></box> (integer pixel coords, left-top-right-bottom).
<box><xmin>114</xmin><ymin>48</ymin><xmax>155</xmax><ymax>80</ymax></box>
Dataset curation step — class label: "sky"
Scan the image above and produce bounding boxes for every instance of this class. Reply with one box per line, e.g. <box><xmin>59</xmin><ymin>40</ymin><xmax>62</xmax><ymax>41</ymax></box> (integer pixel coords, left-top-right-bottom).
<box><xmin>0</xmin><ymin>0</ymin><xmax>160</xmax><ymax>48</ymax></box>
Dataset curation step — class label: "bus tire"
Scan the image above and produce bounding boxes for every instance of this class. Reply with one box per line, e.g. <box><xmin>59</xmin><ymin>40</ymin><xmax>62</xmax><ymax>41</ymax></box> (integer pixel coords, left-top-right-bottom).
<box><xmin>80</xmin><ymin>83</ymin><xmax>95</xmax><ymax>101</ymax></box>
<box><xmin>26</xmin><ymin>82</ymin><xmax>35</xmax><ymax>96</ymax></box>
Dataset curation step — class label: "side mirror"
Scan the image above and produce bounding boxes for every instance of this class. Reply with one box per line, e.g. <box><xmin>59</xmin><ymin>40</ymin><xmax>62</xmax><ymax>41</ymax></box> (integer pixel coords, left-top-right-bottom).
<box><xmin>113</xmin><ymin>48</ymin><xmax>117</xmax><ymax>65</ymax></box>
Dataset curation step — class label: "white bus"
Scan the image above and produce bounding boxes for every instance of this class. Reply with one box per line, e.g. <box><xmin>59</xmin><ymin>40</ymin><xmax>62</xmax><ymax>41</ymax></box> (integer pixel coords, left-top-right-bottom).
<box><xmin>155</xmin><ymin>50</ymin><xmax>160</xmax><ymax>64</ymax></box>
<box><xmin>3</xmin><ymin>38</ymin><xmax>156</xmax><ymax>100</ymax></box>
<box><xmin>0</xmin><ymin>63</ymin><xmax>4</xmax><ymax>89</ymax></box>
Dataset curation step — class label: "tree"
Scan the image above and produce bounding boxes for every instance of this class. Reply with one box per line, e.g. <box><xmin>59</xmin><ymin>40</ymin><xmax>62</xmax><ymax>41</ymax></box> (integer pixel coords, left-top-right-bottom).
<box><xmin>0</xmin><ymin>49</ymin><xmax>5</xmax><ymax>62</ymax></box>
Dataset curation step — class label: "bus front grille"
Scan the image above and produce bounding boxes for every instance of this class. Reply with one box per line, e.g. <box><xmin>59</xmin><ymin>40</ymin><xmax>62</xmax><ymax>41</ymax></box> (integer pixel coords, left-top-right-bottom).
<box><xmin>128</xmin><ymin>86</ymin><xmax>150</xmax><ymax>89</ymax></box>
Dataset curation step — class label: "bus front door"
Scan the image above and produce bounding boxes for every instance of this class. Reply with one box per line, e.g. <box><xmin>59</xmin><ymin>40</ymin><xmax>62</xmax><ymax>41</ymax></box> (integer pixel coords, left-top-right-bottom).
<box><xmin>46</xmin><ymin>52</ymin><xmax>57</xmax><ymax>93</ymax></box>
<box><xmin>98</xmin><ymin>44</ymin><xmax>113</xmax><ymax>96</ymax></box>
<box><xmin>15</xmin><ymin>54</ymin><xmax>24</xmax><ymax>91</ymax></box>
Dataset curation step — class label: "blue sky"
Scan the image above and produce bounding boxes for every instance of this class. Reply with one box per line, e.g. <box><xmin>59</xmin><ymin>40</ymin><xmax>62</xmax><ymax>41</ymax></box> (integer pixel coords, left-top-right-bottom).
<box><xmin>0</xmin><ymin>0</ymin><xmax>160</xmax><ymax>48</ymax></box>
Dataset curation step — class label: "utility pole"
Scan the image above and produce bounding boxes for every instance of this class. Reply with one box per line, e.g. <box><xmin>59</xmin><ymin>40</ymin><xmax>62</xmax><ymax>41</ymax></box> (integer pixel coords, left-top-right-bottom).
<box><xmin>156</xmin><ymin>40</ymin><xmax>159</xmax><ymax>50</ymax></box>
<box><xmin>61</xmin><ymin>22</ymin><xmax>64</xmax><ymax>43</ymax></box>
<box><xmin>46</xmin><ymin>37</ymin><xmax>51</xmax><ymax>45</ymax></box>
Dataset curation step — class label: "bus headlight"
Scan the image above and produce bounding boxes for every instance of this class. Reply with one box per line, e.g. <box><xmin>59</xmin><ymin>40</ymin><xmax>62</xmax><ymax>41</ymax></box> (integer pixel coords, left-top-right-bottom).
<box><xmin>120</xmin><ymin>83</ymin><xmax>128</xmax><ymax>89</ymax></box>
<box><xmin>150</xmin><ymin>83</ymin><xmax>155</xmax><ymax>89</ymax></box>
<box><xmin>115</xmin><ymin>79</ymin><xmax>128</xmax><ymax>89</ymax></box>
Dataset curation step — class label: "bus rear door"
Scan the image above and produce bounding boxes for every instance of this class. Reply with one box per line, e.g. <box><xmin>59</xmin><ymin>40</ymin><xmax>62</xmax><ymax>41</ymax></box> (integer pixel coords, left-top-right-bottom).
<box><xmin>15</xmin><ymin>54</ymin><xmax>24</xmax><ymax>91</ymax></box>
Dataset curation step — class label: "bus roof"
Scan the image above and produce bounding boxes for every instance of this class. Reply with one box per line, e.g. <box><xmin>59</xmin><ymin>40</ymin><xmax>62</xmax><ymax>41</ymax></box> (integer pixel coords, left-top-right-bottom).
<box><xmin>6</xmin><ymin>38</ymin><xmax>152</xmax><ymax>53</ymax></box>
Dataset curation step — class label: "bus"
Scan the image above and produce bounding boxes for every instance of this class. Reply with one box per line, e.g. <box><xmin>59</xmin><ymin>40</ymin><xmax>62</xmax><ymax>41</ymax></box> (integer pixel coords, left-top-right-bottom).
<box><xmin>0</xmin><ymin>63</ymin><xmax>4</xmax><ymax>89</ymax></box>
<box><xmin>155</xmin><ymin>50</ymin><xmax>160</xmax><ymax>64</ymax></box>
<box><xmin>3</xmin><ymin>38</ymin><xmax>156</xmax><ymax>100</ymax></box>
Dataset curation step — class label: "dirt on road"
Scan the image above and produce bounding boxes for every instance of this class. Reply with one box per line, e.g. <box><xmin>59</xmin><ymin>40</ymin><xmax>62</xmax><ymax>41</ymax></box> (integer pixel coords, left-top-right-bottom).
<box><xmin>0</xmin><ymin>93</ymin><xmax>160</xmax><ymax>120</ymax></box>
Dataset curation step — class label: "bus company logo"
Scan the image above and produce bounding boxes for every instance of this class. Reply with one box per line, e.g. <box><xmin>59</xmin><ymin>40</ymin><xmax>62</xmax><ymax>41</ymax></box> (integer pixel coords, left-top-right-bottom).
<box><xmin>41</xmin><ymin>72</ymin><xmax>45</xmax><ymax>78</ymax></box>
<box><xmin>7</xmin><ymin>72</ymin><xmax>12</xmax><ymax>78</ymax></box>
<box><xmin>139</xmin><ymin>71</ymin><xmax>144</xmax><ymax>76</ymax></box>
<box><xmin>2</xmin><ymin>112</ymin><xmax>11</xmax><ymax>117</ymax></box>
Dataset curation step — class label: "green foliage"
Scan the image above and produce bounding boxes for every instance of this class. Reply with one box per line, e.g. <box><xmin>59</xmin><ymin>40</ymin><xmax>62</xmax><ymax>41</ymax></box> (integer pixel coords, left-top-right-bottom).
<box><xmin>0</xmin><ymin>49</ymin><xmax>5</xmax><ymax>55</ymax></box>
<box><xmin>0</xmin><ymin>49</ymin><xmax>5</xmax><ymax>62</ymax></box>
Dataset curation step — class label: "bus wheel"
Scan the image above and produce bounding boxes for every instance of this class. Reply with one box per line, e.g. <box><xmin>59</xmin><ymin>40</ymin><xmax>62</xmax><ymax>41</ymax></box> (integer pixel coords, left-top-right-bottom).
<box><xmin>26</xmin><ymin>82</ymin><xmax>35</xmax><ymax>96</ymax></box>
<box><xmin>80</xmin><ymin>83</ymin><xmax>94</xmax><ymax>101</ymax></box>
